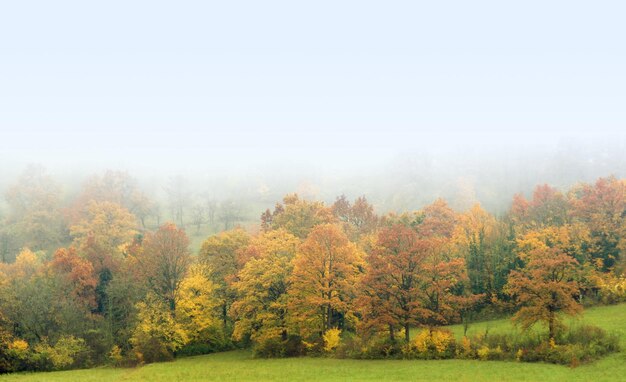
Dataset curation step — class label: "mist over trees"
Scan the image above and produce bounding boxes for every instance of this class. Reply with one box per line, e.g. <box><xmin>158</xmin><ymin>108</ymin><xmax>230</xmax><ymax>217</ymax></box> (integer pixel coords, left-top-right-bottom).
<box><xmin>0</xmin><ymin>154</ymin><xmax>625</xmax><ymax>371</ymax></box>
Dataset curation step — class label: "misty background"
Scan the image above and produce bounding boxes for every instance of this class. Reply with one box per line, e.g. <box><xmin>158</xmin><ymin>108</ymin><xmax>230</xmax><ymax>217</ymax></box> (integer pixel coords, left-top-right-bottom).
<box><xmin>2</xmin><ymin>1</ymin><xmax>626</xmax><ymax>237</ymax></box>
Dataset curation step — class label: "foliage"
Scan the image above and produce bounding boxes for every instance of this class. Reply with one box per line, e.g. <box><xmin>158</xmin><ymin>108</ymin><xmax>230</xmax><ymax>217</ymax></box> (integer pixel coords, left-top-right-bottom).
<box><xmin>358</xmin><ymin>223</ymin><xmax>428</xmax><ymax>342</ymax></box>
<box><xmin>322</xmin><ymin>328</ymin><xmax>341</xmax><ymax>353</ymax></box>
<box><xmin>69</xmin><ymin>201</ymin><xmax>138</xmax><ymax>272</ymax></box>
<box><xmin>33</xmin><ymin>335</ymin><xmax>89</xmax><ymax>370</ymax></box>
<box><xmin>288</xmin><ymin>224</ymin><xmax>363</xmax><ymax>341</ymax></box>
<box><xmin>136</xmin><ymin>223</ymin><xmax>191</xmax><ymax>311</ymax></box>
<box><xmin>3</xmin><ymin>178</ymin><xmax>626</xmax><ymax>375</ymax></box>
<box><xmin>506</xmin><ymin>228</ymin><xmax>583</xmax><ymax>340</ymax></box>
<box><xmin>265</xmin><ymin>194</ymin><xmax>335</xmax><ymax>239</ymax></box>
<box><xmin>198</xmin><ymin>228</ymin><xmax>250</xmax><ymax>329</ymax></box>
<box><xmin>402</xmin><ymin>329</ymin><xmax>456</xmax><ymax>359</ymax></box>
<box><xmin>130</xmin><ymin>294</ymin><xmax>188</xmax><ymax>364</ymax></box>
<box><xmin>175</xmin><ymin>264</ymin><xmax>226</xmax><ymax>352</ymax></box>
<box><xmin>231</xmin><ymin>230</ymin><xmax>299</xmax><ymax>345</ymax></box>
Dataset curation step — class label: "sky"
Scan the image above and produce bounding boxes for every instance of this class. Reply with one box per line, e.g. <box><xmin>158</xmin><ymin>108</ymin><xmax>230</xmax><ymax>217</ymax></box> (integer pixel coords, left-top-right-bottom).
<box><xmin>1</xmin><ymin>1</ymin><xmax>625</xmax><ymax>176</ymax></box>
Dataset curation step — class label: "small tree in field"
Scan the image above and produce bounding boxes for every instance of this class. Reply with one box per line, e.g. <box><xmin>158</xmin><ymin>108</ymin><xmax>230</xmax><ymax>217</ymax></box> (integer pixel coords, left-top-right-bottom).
<box><xmin>505</xmin><ymin>241</ymin><xmax>582</xmax><ymax>341</ymax></box>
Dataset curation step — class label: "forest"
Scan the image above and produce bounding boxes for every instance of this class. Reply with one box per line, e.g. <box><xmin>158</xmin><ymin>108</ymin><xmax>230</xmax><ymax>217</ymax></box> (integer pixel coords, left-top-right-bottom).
<box><xmin>0</xmin><ymin>167</ymin><xmax>624</xmax><ymax>374</ymax></box>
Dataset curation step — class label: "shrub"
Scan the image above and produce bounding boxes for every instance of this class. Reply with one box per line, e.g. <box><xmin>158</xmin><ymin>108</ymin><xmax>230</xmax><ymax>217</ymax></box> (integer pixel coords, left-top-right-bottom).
<box><xmin>107</xmin><ymin>345</ymin><xmax>124</xmax><ymax>367</ymax></box>
<box><xmin>402</xmin><ymin>329</ymin><xmax>456</xmax><ymax>360</ymax></box>
<box><xmin>253</xmin><ymin>335</ymin><xmax>306</xmax><ymax>358</ymax></box>
<box><xmin>457</xmin><ymin>336</ymin><xmax>474</xmax><ymax>359</ymax></box>
<box><xmin>335</xmin><ymin>333</ymin><xmax>401</xmax><ymax>359</ymax></box>
<box><xmin>323</xmin><ymin>328</ymin><xmax>341</xmax><ymax>353</ymax></box>
<box><xmin>131</xmin><ymin>335</ymin><xmax>173</xmax><ymax>364</ymax></box>
<box><xmin>34</xmin><ymin>336</ymin><xmax>89</xmax><ymax>370</ymax></box>
<box><xmin>466</xmin><ymin>324</ymin><xmax>619</xmax><ymax>366</ymax></box>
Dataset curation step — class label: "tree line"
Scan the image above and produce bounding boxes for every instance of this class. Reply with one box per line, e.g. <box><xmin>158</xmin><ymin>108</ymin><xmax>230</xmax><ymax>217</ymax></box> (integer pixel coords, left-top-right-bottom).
<box><xmin>1</xmin><ymin>171</ymin><xmax>625</xmax><ymax>371</ymax></box>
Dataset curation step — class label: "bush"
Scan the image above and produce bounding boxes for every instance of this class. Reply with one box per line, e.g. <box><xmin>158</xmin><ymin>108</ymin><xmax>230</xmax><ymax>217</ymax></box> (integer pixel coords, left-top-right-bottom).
<box><xmin>253</xmin><ymin>335</ymin><xmax>306</xmax><ymax>358</ymax></box>
<box><xmin>466</xmin><ymin>324</ymin><xmax>619</xmax><ymax>366</ymax></box>
<box><xmin>402</xmin><ymin>329</ymin><xmax>456</xmax><ymax>360</ymax></box>
<box><xmin>323</xmin><ymin>328</ymin><xmax>341</xmax><ymax>353</ymax></box>
<box><xmin>107</xmin><ymin>345</ymin><xmax>124</xmax><ymax>367</ymax></box>
<box><xmin>34</xmin><ymin>336</ymin><xmax>89</xmax><ymax>370</ymax></box>
<box><xmin>131</xmin><ymin>335</ymin><xmax>173</xmax><ymax>364</ymax></box>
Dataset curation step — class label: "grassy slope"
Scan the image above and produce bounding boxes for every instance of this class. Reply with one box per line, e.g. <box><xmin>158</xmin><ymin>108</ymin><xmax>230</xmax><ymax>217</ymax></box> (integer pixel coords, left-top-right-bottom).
<box><xmin>1</xmin><ymin>304</ymin><xmax>624</xmax><ymax>382</ymax></box>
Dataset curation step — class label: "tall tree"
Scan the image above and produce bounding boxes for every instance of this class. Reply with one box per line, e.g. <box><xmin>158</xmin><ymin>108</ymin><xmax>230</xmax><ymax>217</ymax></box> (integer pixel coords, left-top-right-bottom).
<box><xmin>231</xmin><ymin>230</ymin><xmax>300</xmax><ymax>343</ymax></box>
<box><xmin>269</xmin><ymin>194</ymin><xmax>335</xmax><ymax>239</ymax></box>
<box><xmin>506</xmin><ymin>228</ymin><xmax>583</xmax><ymax>340</ymax></box>
<box><xmin>175</xmin><ymin>264</ymin><xmax>223</xmax><ymax>346</ymax></box>
<box><xmin>359</xmin><ymin>223</ymin><xmax>428</xmax><ymax>343</ymax></box>
<box><xmin>454</xmin><ymin>204</ymin><xmax>516</xmax><ymax>299</ymax></box>
<box><xmin>67</xmin><ymin>170</ymin><xmax>153</xmax><ymax>228</ymax></box>
<box><xmin>288</xmin><ymin>224</ymin><xmax>363</xmax><ymax>340</ymax></box>
<box><xmin>332</xmin><ymin>195</ymin><xmax>379</xmax><ymax>241</ymax></box>
<box><xmin>570</xmin><ymin>176</ymin><xmax>626</xmax><ymax>271</ymax></box>
<box><xmin>417</xmin><ymin>199</ymin><xmax>476</xmax><ymax>328</ymax></box>
<box><xmin>69</xmin><ymin>201</ymin><xmax>138</xmax><ymax>273</ymax></box>
<box><xmin>198</xmin><ymin>229</ymin><xmax>251</xmax><ymax>328</ymax></box>
<box><xmin>136</xmin><ymin>223</ymin><xmax>191</xmax><ymax>311</ymax></box>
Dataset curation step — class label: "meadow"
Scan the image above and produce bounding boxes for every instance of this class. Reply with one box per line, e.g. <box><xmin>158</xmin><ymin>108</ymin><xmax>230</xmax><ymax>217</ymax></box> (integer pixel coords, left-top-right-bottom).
<box><xmin>2</xmin><ymin>303</ymin><xmax>623</xmax><ymax>382</ymax></box>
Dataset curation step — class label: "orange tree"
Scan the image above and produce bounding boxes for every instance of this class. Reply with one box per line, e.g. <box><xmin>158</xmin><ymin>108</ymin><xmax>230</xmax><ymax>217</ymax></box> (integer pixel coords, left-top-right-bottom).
<box><xmin>288</xmin><ymin>224</ymin><xmax>363</xmax><ymax>342</ymax></box>
<box><xmin>358</xmin><ymin>223</ymin><xmax>428</xmax><ymax>343</ymax></box>
<box><xmin>505</xmin><ymin>228</ymin><xmax>582</xmax><ymax>340</ymax></box>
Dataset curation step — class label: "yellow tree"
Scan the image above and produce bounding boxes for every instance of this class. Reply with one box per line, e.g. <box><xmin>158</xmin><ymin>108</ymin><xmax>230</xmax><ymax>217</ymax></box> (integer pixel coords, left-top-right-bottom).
<box><xmin>230</xmin><ymin>230</ymin><xmax>300</xmax><ymax>343</ymax></box>
<box><xmin>288</xmin><ymin>224</ymin><xmax>363</xmax><ymax>341</ymax></box>
<box><xmin>69</xmin><ymin>201</ymin><xmax>138</xmax><ymax>272</ymax></box>
<box><xmin>198</xmin><ymin>228</ymin><xmax>251</xmax><ymax>329</ymax></box>
<box><xmin>130</xmin><ymin>292</ymin><xmax>188</xmax><ymax>363</ymax></box>
<box><xmin>175</xmin><ymin>264</ymin><xmax>223</xmax><ymax>346</ymax></box>
<box><xmin>265</xmin><ymin>194</ymin><xmax>335</xmax><ymax>239</ymax></box>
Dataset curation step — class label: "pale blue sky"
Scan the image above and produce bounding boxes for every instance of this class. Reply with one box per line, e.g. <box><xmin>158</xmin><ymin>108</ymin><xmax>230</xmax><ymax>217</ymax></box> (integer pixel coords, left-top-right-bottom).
<box><xmin>1</xmin><ymin>1</ymin><xmax>625</xmax><ymax>173</ymax></box>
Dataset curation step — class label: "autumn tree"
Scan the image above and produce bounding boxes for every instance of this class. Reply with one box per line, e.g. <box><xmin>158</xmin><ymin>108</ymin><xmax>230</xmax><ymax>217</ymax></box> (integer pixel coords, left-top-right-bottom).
<box><xmin>288</xmin><ymin>224</ymin><xmax>363</xmax><ymax>341</ymax></box>
<box><xmin>0</xmin><ymin>249</ymin><xmax>94</xmax><ymax>343</ymax></box>
<box><xmin>266</xmin><ymin>194</ymin><xmax>335</xmax><ymax>239</ymax></box>
<box><xmin>454</xmin><ymin>204</ymin><xmax>516</xmax><ymax>299</ymax></box>
<box><xmin>332</xmin><ymin>195</ymin><xmax>379</xmax><ymax>240</ymax></box>
<box><xmin>69</xmin><ymin>201</ymin><xmax>138</xmax><ymax>273</ymax></box>
<box><xmin>175</xmin><ymin>264</ymin><xmax>224</xmax><ymax>348</ymax></box>
<box><xmin>359</xmin><ymin>223</ymin><xmax>428</xmax><ymax>343</ymax></box>
<box><xmin>230</xmin><ymin>230</ymin><xmax>299</xmax><ymax>344</ymax></box>
<box><xmin>505</xmin><ymin>228</ymin><xmax>583</xmax><ymax>340</ymax></box>
<box><xmin>130</xmin><ymin>292</ymin><xmax>188</xmax><ymax>363</ymax></box>
<box><xmin>198</xmin><ymin>228</ymin><xmax>250</xmax><ymax>328</ymax></box>
<box><xmin>67</xmin><ymin>170</ymin><xmax>153</xmax><ymax>228</ymax></box>
<box><xmin>48</xmin><ymin>247</ymin><xmax>97</xmax><ymax>310</ymax></box>
<box><xmin>136</xmin><ymin>223</ymin><xmax>191</xmax><ymax>311</ymax></box>
<box><xmin>417</xmin><ymin>199</ymin><xmax>476</xmax><ymax>328</ymax></box>
<box><xmin>570</xmin><ymin>176</ymin><xmax>626</xmax><ymax>272</ymax></box>
<box><xmin>509</xmin><ymin>184</ymin><xmax>569</xmax><ymax>231</ymax></box>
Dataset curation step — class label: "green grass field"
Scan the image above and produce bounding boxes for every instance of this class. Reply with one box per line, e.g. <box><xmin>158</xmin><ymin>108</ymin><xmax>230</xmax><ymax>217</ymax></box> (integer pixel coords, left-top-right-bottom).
<box><xmin>2</xmin><ymin>303</ymin><xmax>624</xmax><ymax>382</ymax></box>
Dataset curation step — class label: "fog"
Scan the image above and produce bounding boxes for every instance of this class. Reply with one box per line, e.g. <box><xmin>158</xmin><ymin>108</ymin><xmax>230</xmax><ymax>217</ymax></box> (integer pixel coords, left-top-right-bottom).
<box><xmin>2</xmin><ymin>1</ymin><xmax>626</xmax><ymax>219</ymax></box>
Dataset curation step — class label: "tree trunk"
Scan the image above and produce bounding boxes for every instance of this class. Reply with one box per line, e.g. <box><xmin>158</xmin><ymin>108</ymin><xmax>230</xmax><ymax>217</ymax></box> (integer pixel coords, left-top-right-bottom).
<box><xmin>404</xmin><ymin>323</ymin><xmax>410</xmax><ymax>343</ymax></box>
<box><xmin>326</xmin><ymin>304</ymin><xmax>333</xmax><ymax>332</ymax></box>
<box><xmin>389</xmin><ymin>324</ymin><xmax>395</xmax><ymax>342</ymax></box>
<box><xmin>548</xmin><ymin>310</ymin><xmax>555</xmax><ymax>341</ymax></box>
